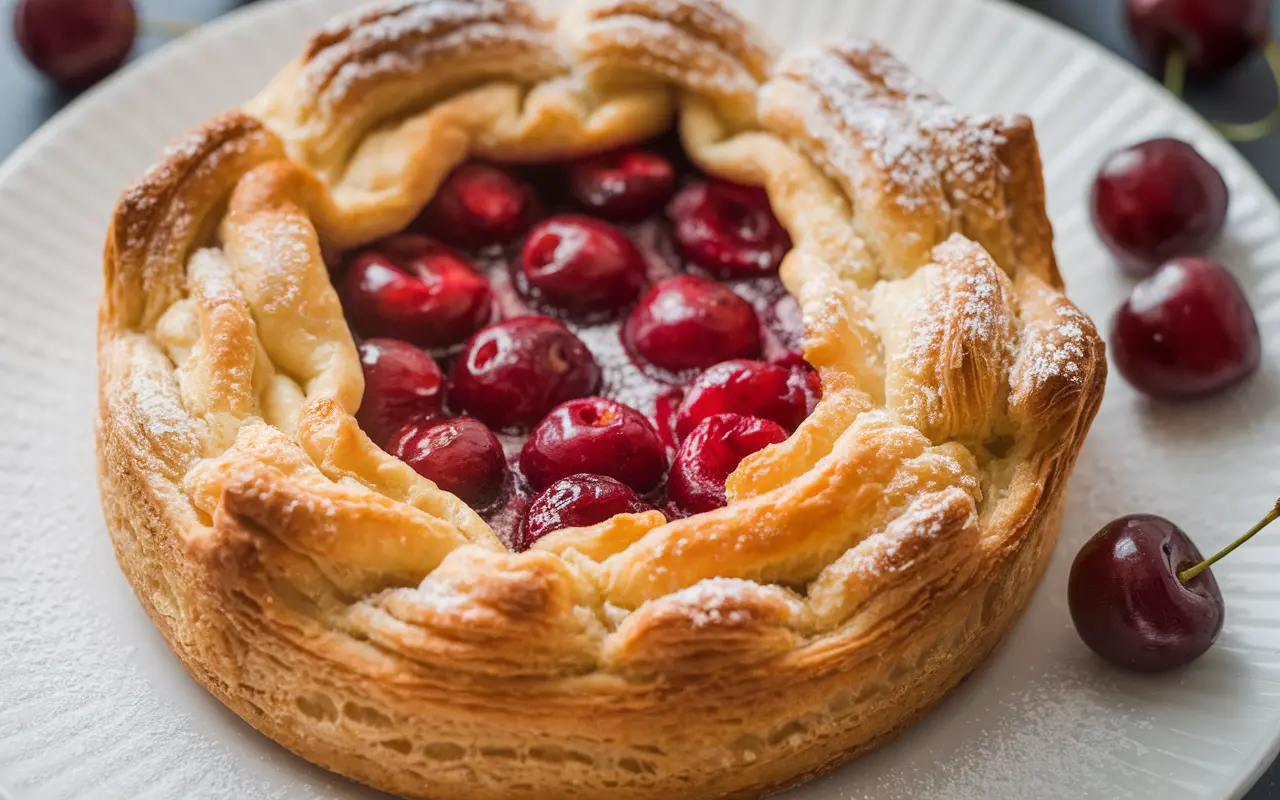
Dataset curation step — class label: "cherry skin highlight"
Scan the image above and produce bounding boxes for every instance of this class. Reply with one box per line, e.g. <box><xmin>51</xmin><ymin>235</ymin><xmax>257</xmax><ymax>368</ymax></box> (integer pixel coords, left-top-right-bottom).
<box><xmin>566</xmin><ymin>149</ymin><xmax>677</xmax><ymax>223</ymax></box>
<box><xmin>668</xmin><ymin>179</ymin><xmax>792</xmax><ymax>280</ymax></box>
<box><xmin>1111</xmin><ymin>257</ymin><xmax>1261</xmax><ymax>398</ymax></box>
<box><xmin>516</xmin><ymin>474</ymin><xmax>656</xmax><ymax>551</ymax></box>
<box><xmin>414</xmin><ymin>162</ymin><xmax>541</xmax><ymax>248</ymax></box>
<box><xmin>519</xmin><ymin>397</ymin><xmax>667</xmax><ymax>494</ymax></box>
<box><xmin>667</xmin><ymin>413</ymin><xmax>787</xmax><ymax>515</ymax></box>
<box><xmin>623</xmin><ymin>275</ymin><xmax>763</xmax><ymax>378</ymax></box>
<box><xmin>1068</xmin><ymin>514</ymin><xmax>1224</xmax><ymax>672</ymax></box>
<box><xmin>449</xmin><ymin>316</ymin><xmax>602</xmax><ymax>432</ymax></box>
<box><xmin>518</xmin><ymin>215</ymin><xmax>647</xmax><ymax>318</ymax></box>
<box><xmin>340</xmin><ymin>235</ymin><xmax>494</xmax><ymax>351</ymax></box>
<box><xmin>355</xmin><ymin>339</ymin><xmax>445</xmax><ymax>449</ymax></box>
<box><xmin>1090</xmin><ymin>138</ymin><xmax>1228</xmax><ymax>276</ymax></box>
<box><xmin>391</xmin><ymin>417</ymin><xmax>508</xmax><ymax>509</ymax></box>
<box><xmin>675</xmin><ymin>359</ymin><xmax>813</xmax><ymax>441</ymax></box>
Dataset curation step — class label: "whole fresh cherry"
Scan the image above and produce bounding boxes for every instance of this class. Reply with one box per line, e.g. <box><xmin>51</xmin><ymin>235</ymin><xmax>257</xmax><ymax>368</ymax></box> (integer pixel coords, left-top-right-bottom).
<box><xmin>355</xmin><ymin>339</ymin><xmax>444</xmax><ymax>448</ymax></box>
<box><xmin>1069</xmin><ymin>514</ymin><xmax>1224</xmax><ymax>672</ymax></box>
<box><xmin>667</xmin><ymin>413</ymin><xmax>787</xmax><ymax>515</ymax></box>
<box><xmin>340</xmin><ymin>235</ymin><xmax>494</xmax><ymax>351</ymax></box>
<box><xmin>1111</xmin><ymin>257</ymin><xmax>1261</xmax><ymax>398</ymax></box>
<box><xmin>14</xmin><ymin>0</ymin><xmax>137</xmax><ymax>86</ymax></box>
<box><xmin>391</xmin><ymin>417</ymin><xmax>508</xmax><ymax>508</ymax></box>
<box><xmin>518</xmin><ymin>215</ymin><xmax>647</xmax><ymax>317</ymax></box>
<box><xmin>675</xmin><ymin>359</ymin><xmax>814</xmax><ymax>441</ymax></box>
<box><xmin>515</xmin><ymin>474</ymin><xmax>656</xmax><ymax>551</ymax></box>
<box><xmin>623</xmin><ymin>275</ymin><xmax>763</xmax><ymax>378</ymax></box>
<box><xmin>1126</xmin><ymin>0</ymin><xmax>1268</xmax><ymax>75</ymax></box>
<box><xmin>566</xmin><ymin>149</ymin><xmax>677</xmax><ymax>222</ymax></box>
<box><xmin>415</xmin><ymin>162</ymin><xmax>541</xmax><ymax>248</ymax></box>
<box><xmin>668</xmin><ymin>179</ymin><xmax>791</xmax><ymax>279</ymax></box>
<box><xmin>519</xmin><ymin>397</ymin><xmax>667</xmax><ymax>494</ymax></box>
<box><xmin>1090</xmin><ymin>139</ymin><xmax>1228</xmax><ymax>275</ymax></box>
<box><xmin>449</xmin><ymin>316</ymin><xmax>601</xmax><ymax>432</ymax></box>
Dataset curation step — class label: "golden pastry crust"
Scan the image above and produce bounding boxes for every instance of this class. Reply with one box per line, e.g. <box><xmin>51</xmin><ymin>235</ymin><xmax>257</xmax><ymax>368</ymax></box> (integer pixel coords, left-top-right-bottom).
<box><xmin>96</xmin><ymin>1</ymin><xmax>1106</xmax><ymax>797</ymax></box>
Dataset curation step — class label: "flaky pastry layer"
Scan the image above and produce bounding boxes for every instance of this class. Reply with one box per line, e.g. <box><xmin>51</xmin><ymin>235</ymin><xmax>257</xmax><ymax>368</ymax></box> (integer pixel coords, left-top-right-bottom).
<box><xmin>96</xmin><ymin>1</ymin><xmax>1106</xmax><ymax>797</ymax></box>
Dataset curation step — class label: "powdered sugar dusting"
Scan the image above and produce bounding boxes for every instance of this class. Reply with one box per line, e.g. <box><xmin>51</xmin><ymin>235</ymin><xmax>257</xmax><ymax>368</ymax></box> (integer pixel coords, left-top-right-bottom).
<box><xmin>663</xmin><ymin>577</ymin><xmax>783</xmax><ymax>628</ymax></box>
<box><xmin>1014</xmin><ymin>301</ymin><xmax>1091</xmax><ymax>390</ymax></box>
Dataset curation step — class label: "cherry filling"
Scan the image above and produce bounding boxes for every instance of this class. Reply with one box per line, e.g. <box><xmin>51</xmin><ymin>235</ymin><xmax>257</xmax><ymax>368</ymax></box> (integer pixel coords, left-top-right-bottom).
<box><xmin>520</xmin><ymin>397</ymin><xmax>667</xmax><ymax>494</ymax></box>
<box><xmin>669</xmin><ymin>179</ymin><xmax>792</xmax><ymax>279</ymax></box>
<box><xmin>356</xmin><ymin>338</ymin><xmax>445</xmax><ymax>449</ymax></box>
<box><xmin>450</xmin><ymin>316</ymin><xmax>602</xmax><ymax>432</ymax></box>
<box><xmin>518</xmin><ymin>216</ymin><xmax>647</xmax><ymax>317</ymax></box>
<box><xmin>517</xmin><ymin>475</ymin><xmax>655</xmax><ymax>552</ymax></box>
<box><xmin>623</xmin><ymin>275</ymin><xmax>763</xmax><ymax>378</ymax></box>
<box><xmin>391</xmin><ymin>417</ymin><xmax>508</xmax><ymax>509</ymax></box>
<box><xmin>668</xmin><ymin>413</ymin><xmax>788</xmax><ymax>516</ymax></box>
<box><xmin>567</xmin><ymin>149</ymin><xmax>677</xmax><ymax>222</ymax></box>
<box><xmin>337</xmin><ymin>144</ymin><xmax>815</xmax><ymax>546</ymax></box>
<box><xmin>414</xmin><ymin>162</ymin><xmax>541</xmax><ymax>248</ymax></box>
<box><xmin>340</xmin><ymin>235</ymin><xmax>494</xmax><ymax>351</ymax></box>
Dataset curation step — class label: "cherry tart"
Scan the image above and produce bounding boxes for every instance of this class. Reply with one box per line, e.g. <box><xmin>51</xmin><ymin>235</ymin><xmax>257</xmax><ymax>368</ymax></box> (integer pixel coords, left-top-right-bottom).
<box><xmin>96</xmin><ymin>2</ymin><xmax>1105</xmax><ymax>799</ymax></box>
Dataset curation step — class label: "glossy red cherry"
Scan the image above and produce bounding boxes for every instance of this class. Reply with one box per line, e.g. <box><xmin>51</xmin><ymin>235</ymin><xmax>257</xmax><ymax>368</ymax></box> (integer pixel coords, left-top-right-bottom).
<box><xmin>1069</xmin><ymin>514</ymin><xmax>1224</xmax><ymax>672</ymax></box>
<box><xmin>774</xmin><ymin>352</ymin><xmax>823</xmax><ymax>415</ymax></box>
<box><xmin>14</xmin><ymin>0</ymin><xmax>136</xmax><ymax>86</ymax></box>
<box><xmin>391</xmin><ymin>417</ymin><xmax>508</xmax><ymax>508</ymax></box>
<box><xmin>1090</xmin><ymin>138</ymin><xmax>1228</xmax><ymax>276</ymax></box>
<box><xmin>1126</xmin><ymin>0</ymin><xmax>1268</xmax><ymax>75</ymax></box>
<box><xmin>566</xmin><ymin>149</ymin><xmax>677</xmax><ymax>222</ymax></box>
<box><xmin>449</xmin><ymin>316</ymin><xmax>602</xmax><ymax>432</ymax></box>
<box><xmin>519</xmin><ymin>397</ymin><xmax>667</xmax><ymax>494</ymax></box>
<box><xmin>668</xmin><ymin>413</ymin><xmax>787</xmax><ymax>515</ymax></box>
<box><xmin>623</xmin><ymin>275</ymin><xmax>763</xmax><ymax>378</ymax></box>
<box><xmin>415</xmin><ymin>162</ymin><xmax>540</xmax><ymax>248</ymax></box>
<box><xmin>675</xmin><ymin>359</ymin><xmax>813</xmax><ymax>441</ymax></box>
<box><xmin>515</xmin><ymin>474</ymin><xmax>656</xmax><ymax>551</ymax></box>
<box><xmin>518</xmin><ymin>215</ymin><xmax>647</xmax><ymax>317</ymax></box>
<box><xmin>668</xmin><ymin>179</ymin><xmax>791</xmax><ymax>279</ymax></box>
<box><xmin>355</xmin><ymin>339</ymin><xmax>444</xmax><ymax>448</ymax></box>
<box><xmin>340</xmin><ymin>235</ymin><xmax>494</xmax><ymax>351</ymax></box>
<box><xmin>1111</xmin><ymin>257</ymin><xmax>1261</xmax><ymax>398</ymax></box>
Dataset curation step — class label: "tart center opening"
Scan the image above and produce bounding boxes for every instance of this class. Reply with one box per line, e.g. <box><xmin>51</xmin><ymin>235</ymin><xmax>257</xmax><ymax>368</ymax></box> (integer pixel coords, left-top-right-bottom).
<box><xmin>335</xmin><ymin>132</ymin><xmax>817</xmax><ymax>549</ymax></box>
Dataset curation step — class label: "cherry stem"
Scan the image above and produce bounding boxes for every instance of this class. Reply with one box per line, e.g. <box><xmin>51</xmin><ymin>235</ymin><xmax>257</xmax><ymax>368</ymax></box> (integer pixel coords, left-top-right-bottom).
<box><xmin>1179</xmin><ymin>498</ymin><xmax>1280</xmax><ymax>583</ymax></box>
<box><xmin>1164</xmin><ymin>41</ymin><xmax>1280</xmax><ymax>143</ymax></box>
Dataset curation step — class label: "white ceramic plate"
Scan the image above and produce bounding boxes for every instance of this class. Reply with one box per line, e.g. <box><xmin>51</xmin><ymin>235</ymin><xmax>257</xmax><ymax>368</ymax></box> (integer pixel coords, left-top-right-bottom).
<box><xmin>1</xmin><ymin>0</ymin><xmax>1278</xmax><ymax>797</ymax></box>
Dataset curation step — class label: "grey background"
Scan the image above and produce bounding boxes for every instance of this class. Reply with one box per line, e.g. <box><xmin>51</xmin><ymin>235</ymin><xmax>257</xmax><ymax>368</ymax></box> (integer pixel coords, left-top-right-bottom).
<box><xmin>0</xmin><ymin>0</ymin><xmax>1275</xmax><ymax>796</ymax></box>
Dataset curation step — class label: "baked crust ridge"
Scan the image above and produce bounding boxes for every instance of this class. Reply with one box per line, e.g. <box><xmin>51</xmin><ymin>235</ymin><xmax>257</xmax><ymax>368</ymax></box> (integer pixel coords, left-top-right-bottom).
<box><xmin>97</xmin><ymin>1</ymin><xmax>1106</xmax><ymax>797</ymax></box>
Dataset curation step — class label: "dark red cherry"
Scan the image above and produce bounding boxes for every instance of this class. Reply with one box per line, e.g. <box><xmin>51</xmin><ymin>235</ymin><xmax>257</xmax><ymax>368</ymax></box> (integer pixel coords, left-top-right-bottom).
<box><xmin>668</xmin><ymin>179</ymin><xmax>791</xmax><ymax>279</ymax></box>
<box><xmin>390</xmin><ymin>417</ymin><xmax>508</xmax><ymax>508</ymax></box>
<box><xmin>1126</xmin><ymin>0</ymin><xmax>1268</xmax><ymax>75</ymax></box>
<box><xmin>14</xmin><ymin>0</ymin><xmax>136</xmax><ymax>86</ymax></box>
<box><xmin>519</xmin><ymin>397</ymin><xmax>667</xmax><ymax>494</ymax></box>
<box><xmin>1069</xmin><ymin>514</ymin><xmax>1224</xmax><ymax>672</ymax></box>
<box><xmin>774</xmin><ymin>352</ymin><xmax>824</xmax><ymax>415</ymax></box>
<box><xmin>516</xmin><ymin>474</ymin><xmax>656</xmax><ymax>551</ymax></box>
<box><xmin>668</xmin><ymin>413</ymin><xmax>787</xmax><ymax>515</ymax></box>
<box><xmin>340</xmin><ymin>235</ymin><xmax>494</xmax><ymax>351</ymax></box>
<box><xmin>623</xmin><ymin>275</ymin><xmax>763</xmax><ymax>378</ymax></box>
<box><xmin>415</xmin><ymin>162</ymin><xmax>540</xmax><ymax>248</ymax></box>
<box><xmin>566</xmin><ymin>149</ymin><xmax>677</xmax><ymax>222</ymax></box>
<box><xmin>449</xmin><ymin>316</ymin><xmax>601</xmax><ymax>432</ymax></box>
<box><xmin>518</xmin><ymin>215</ymin><xmax>647</xmax><ymax>317</ymax></box>
<box><xmin>356</xmin><ymin>339</ymin><xmax>444</xmax><ymax>448</ymax></box>
<box><xmin>675</xmin><ymin>359</ymin><xmax>812</xmax><ymax>441</ymax></box>
<box><xmin>1090</xmin><ymin>138</ymin><xmax>1228</xmax><ymax>276</ymax></box>
<box><xmin>1111</xmin><ymin>257</ymin><xmax>1261</xmax><ymax>398</ymax></box>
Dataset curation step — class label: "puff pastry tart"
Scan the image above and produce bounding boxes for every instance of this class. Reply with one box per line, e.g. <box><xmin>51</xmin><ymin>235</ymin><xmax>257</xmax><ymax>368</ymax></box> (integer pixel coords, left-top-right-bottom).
<box><xmin>97</xmin><ymin>1</ymin><xmax>1106</xmax><ymax>797</ymax></box>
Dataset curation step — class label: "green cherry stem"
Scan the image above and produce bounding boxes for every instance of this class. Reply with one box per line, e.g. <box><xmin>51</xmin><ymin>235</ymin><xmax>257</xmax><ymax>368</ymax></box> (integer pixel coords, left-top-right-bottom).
<box><xmin>1164</xmin><ymin>41</ymin><xmax>1280</xmax><ymax>143</ymax></box>
<box><xmin>1179</xmin><ymin>497</ymin><xmax>1280</xmax><ymax>583</ymax></box>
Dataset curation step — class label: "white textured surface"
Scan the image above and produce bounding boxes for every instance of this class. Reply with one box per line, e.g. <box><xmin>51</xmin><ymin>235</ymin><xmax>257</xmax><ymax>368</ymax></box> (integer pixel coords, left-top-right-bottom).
<box><xmin>1</xmin><ymin>0</ymin><xmax>1278</xmax><ymax>798</ymax></box>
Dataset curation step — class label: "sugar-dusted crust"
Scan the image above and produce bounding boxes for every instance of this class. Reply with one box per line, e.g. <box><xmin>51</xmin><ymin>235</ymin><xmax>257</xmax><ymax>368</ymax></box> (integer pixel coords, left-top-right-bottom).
<box><xmin>96</xmin><ymin>1</ymin><xmax>1106</xmax><ymax>798</ymax></box>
